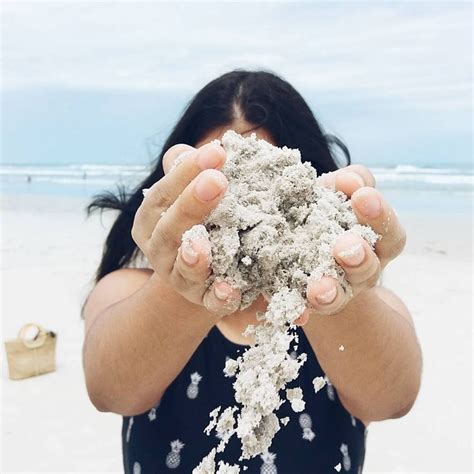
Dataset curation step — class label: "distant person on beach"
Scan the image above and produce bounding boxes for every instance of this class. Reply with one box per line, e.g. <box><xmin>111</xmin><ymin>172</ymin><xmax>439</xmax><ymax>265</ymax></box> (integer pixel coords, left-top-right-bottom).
<box><xmin>82</xmin><ymin>70</ymin><xmax>422</xmax><ymax>473</ymax></box>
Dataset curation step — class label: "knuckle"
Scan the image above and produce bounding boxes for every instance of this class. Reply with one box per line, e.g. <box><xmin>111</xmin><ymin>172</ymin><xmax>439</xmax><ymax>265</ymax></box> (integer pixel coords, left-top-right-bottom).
<box><xmin>176</xmin><ymin>196</ymin><xmax>200</xmax><ymax>222</ymax></box>
<box><xmin>169</xmin><ymin>269</ymin><xmax>190</xmax><ymax>293</ymax></box>
<box><xmin>148</xmin><ymin>184</ymin><xmax>173</xmax><ymax>210</ymax></box>
<box><xmin>150</xmin><ymin>224</ymin><xmax>181</xmax><ymax>256</ymax></box>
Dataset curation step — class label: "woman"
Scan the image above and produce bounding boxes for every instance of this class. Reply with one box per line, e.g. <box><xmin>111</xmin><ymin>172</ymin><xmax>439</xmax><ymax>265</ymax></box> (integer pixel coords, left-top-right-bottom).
<box><xmin>82</xmin><ymin>70</ymin><xmax>422</xmax><ymax>473</ymax></box>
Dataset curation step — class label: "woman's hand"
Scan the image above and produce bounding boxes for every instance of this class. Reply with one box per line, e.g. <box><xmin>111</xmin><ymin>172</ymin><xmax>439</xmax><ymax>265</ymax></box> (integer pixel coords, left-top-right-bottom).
<box><xmin>303</xmin><ymin>165</ymin><xmax>407</xmax><ymax>319</ymax></box>
<box><xmin>131</xmin><ymin>142</ymin><xmax>241</xmax><ymax>317</ymax></box>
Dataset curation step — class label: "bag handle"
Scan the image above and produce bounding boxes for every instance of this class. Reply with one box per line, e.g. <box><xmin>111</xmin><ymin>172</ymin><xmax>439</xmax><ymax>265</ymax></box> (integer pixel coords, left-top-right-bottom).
<box><xmin>17</xmin><ymin>323</ymin><xmax>47</xmax><ymax>349</ymax></box>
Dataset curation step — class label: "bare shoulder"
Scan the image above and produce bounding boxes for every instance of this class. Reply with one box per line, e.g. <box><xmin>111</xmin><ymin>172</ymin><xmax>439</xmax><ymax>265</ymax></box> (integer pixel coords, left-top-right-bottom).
<box><xmin>84</xmin><ymin>268</ymin><xmax>153</xmax><ymax>334</ymax></box>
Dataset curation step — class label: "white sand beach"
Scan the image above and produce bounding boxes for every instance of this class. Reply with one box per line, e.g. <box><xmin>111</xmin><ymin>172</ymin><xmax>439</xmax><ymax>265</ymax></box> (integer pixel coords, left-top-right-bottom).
<box><xmin>1</xmin><ymin>193</ymin><xmax>472</xmax><ymax>473</ymax></box>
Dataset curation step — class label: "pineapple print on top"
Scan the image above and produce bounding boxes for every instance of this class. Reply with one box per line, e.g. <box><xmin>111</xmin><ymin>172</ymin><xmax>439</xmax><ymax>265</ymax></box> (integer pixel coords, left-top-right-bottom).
<box><xmin>121</xmin><ymin>324</ymin><xmax>367</xmax><ymax>472</ymax></box>
<box><xmin>260</xmin><ymin>451</ymin><xmax>277</xmax><ymax>474</ymax></box>
<box><xmin>298</xmin><ymin>413</ymin><xmax>315</xmax><ymax>442</ymax></box>
<box><xmin>186</xmin><ymin>372</ymin><xmax>203</xmax><ymax>399</ymax></box>
<box><xmin>166</xmin><ymin>439</ymin><xmax>185</xmax><ymax>469</ymax></box>
<box><xmin>148</xmin><ymin>407</ymin><xmax>157</xmax><ymax>422</ymax></box>
<box><xmin>148</xmin><ymin>400</ymin><xmax>160</xmax><ymax>422</ymax></box>
<box><xmin>126</xmin><ymin>417</ymin><xmax>134</xmax><ymax>443</ymax></box>
<box><xmin>325</xmin><ymin>376</ymin><xmax>336</xmax><ymax>401</ymax></box>
<box><xmin>340</xmin><ymin>443</ymin><xmax>351</xmax><ymax>471</ymax></box>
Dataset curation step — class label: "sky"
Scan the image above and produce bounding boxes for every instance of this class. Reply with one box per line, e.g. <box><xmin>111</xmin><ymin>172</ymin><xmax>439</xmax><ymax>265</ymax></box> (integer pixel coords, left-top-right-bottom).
<box><xmin>1</xmin><ymin>1</ymin><xmax>472</xmax><ymax>167</ymax></box>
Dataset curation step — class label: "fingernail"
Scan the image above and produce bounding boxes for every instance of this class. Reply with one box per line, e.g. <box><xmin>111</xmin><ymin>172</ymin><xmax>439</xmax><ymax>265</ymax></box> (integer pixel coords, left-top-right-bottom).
<box><xmin>338</xmin><ymin>243</ymin><xmax>365</xmax><ymax>267</ymax></box>
<box><xmin>214</xmin><ymin>282</ymin><xmax>232</xmax><ymax>301</ymax></box>
<box><xmin>197</xmin><ymin>144</ymin><xmax>224</xmax><ymax>170</ymax></box>
<box><xmin>194</xmin><ymin>170</ymin><xmax>227</xmax><ymax>202</ymax></box>
<box><xmin>181</xmin><ymin>241</ymin><xmax>198</xmax><ymax>265</ymax></box>
<box><xmin>315</xmin><ymin>285</ymin><xmax>337</xmax><ymax>305</ymax></box>
<box><xmin>358</xmin><ymin>192</ymin><xmax>382</xmax><ymax>219</ymax></box>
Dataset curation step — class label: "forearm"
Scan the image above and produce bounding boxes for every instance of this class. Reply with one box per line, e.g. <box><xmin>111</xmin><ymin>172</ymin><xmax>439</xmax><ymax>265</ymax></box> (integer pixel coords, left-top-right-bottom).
<box><xmin>82</xmin><ymin>272</ymin><xmax>219</xmax><ymax>416</ymax></box>
<box><xmin>304</xmin><ymin>286</ymin><xmax>422</xmax><ymax>422</ymax></box>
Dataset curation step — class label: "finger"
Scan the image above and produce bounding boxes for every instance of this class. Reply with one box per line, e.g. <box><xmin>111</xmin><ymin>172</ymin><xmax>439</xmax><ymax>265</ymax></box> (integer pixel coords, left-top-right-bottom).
<box><xmin>162</xmin><ymin>141</ymin><xmax>224</xmax><ymax>175</ymax></box>
<box><xmin>134</xmin><ymin>143</ymin><xmax>226</xmax><ymax>243</ymax></box>
<box><xmin>350</xmin><ymin>187</ymin><xmax>407</xmax><ymax>266</ymax></box>
<box><xmin>162</xmin><ymin>144</ymin><xmax>196</xmax><ymax>174</ymax></box>
<box><xmin>173</xmin><ymin>234</ymin><xmax>212</xmax><ymax>285</ymax></box>
<box><xmin>150</xmin><ymin>142</ymin><xmax>225</xmax><ymax>203</ymax></box>
<box><xmin>306</xmin><ymin>276</ymin><xmax>349</xmax><ymax>315</ymax></box>
<box><xmin>317</xmin><ymin>165</ymin><xmax>376</xmax><ymax>197</ymax></box>
<box><xmin>335</xmin><ymin>171</ymin><xmax>365</xmax><ymax>197</ymax></box>
<box><xmin>203</xmin><ymin>280</ymin><xmax>241</xmax><ymax>316</ymax></box>
<box><xmin>150</xmin><ymin>169</ymin><xmax>228</xmax><ymax>275</ymax></box>
<box><xmin>343</xmin><ymin>164</ymin><xmax>376</xmax><ymax>188</ymax></box>
<box><xmin>332</xmin><ymin>233</ymin><xmax>381</xmax><ymax>286</ymax></box>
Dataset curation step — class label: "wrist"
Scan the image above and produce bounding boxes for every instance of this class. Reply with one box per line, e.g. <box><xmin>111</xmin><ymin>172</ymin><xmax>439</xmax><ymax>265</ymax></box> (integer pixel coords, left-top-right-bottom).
<box><xmin>144</xmin><ymin>272</ymin><xmax>222</xmax><ymax>325</ymax></box>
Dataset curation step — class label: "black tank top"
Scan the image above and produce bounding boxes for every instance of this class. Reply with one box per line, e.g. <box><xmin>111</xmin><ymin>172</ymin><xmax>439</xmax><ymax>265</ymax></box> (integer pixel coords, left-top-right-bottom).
<box><xmin>122</xmin><ymin>325</ymin><xmax>367</xmax><ymax>473</ymax></box>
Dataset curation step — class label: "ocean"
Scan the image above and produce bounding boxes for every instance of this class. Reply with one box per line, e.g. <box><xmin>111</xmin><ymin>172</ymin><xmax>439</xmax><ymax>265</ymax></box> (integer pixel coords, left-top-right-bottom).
<box><xmin>1</xmin><ymin>163</ymin><xmax>472</xmax><ymax>215</ymax></box>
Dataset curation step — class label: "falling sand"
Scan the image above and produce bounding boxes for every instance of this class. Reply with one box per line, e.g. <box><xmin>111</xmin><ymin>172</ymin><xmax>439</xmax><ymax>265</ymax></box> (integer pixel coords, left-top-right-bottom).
<box><xmin>185</xmin><ymin>131</ymin><xmax>379</xmax><ymax>473</ymax></box>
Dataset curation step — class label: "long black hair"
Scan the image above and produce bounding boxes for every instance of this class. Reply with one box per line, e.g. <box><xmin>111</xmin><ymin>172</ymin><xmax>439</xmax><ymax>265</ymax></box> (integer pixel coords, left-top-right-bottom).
<box><xmin>87</xmin><ymin>69</ymin><xmax>350</xmax><ymax>283</ymax></box>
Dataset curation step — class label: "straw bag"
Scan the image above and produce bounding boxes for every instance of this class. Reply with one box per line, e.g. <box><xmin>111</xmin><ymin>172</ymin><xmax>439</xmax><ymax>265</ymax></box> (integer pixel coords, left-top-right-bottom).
<box><xmin>4</xmin><ymin>323</ymin><xmax>57</xmax><ymax>380</ymax></box>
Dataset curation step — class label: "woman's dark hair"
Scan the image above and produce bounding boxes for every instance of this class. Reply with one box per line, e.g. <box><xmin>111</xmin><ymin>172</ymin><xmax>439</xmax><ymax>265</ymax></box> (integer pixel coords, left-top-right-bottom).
<box><xmin>87</xmin><ymin>69</ymin><xmax>350</xmax><ymax>284</ymax></box>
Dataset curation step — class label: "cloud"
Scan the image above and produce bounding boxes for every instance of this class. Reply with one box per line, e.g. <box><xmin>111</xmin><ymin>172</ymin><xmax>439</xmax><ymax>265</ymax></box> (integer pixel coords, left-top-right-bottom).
<box><xmin>2</xmin><ymin>1</ymin><xmax>472</xmax><ymax>111</ymax></box>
